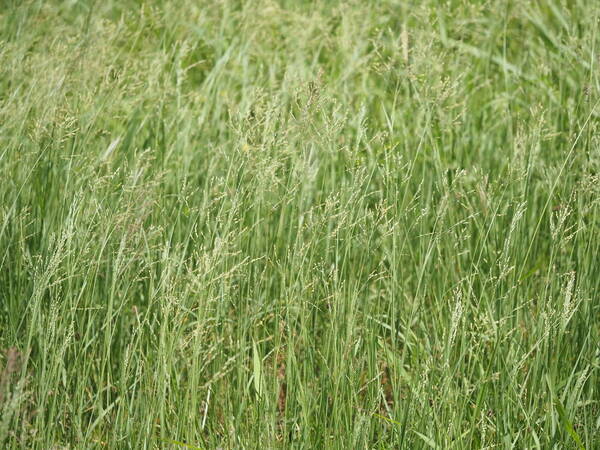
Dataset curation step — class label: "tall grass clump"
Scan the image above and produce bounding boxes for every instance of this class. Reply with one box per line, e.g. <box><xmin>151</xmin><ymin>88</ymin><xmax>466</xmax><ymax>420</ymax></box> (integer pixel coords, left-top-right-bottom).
<box><xmin>0</xmin><ymin>0</ymin><xmax>599</xmax><ymax>448</ymax></box>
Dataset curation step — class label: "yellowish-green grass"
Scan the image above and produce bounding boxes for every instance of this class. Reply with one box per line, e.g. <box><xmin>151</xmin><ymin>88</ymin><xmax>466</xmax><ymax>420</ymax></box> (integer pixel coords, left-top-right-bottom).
<box><xmin>1</xmin><ymin>0</ymin><xmax>599</xmax><ymax>448</ymax></box>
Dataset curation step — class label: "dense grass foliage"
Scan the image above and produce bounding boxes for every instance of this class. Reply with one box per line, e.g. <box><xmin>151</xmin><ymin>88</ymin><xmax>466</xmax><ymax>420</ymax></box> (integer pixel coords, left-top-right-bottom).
<box><xmin>1</xmin><ymin>0</ymin><xmax>599</xmax><ymax>448</ymax></box>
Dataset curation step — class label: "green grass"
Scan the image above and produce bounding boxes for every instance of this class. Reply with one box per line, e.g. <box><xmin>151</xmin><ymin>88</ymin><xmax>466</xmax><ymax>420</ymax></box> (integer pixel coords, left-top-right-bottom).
<box><xmin>1</xmin><ymin>0</ymin><xmax>599</xmax><ymax>448</ymax></box>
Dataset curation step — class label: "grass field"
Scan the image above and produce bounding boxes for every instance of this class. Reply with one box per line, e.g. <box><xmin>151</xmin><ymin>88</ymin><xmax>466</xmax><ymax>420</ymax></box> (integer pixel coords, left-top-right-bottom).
<box><xmin>1</xmin><ymin>0</ymin><xmax>599</xmax><ymax>448</ymax></box>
